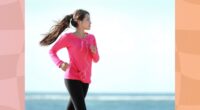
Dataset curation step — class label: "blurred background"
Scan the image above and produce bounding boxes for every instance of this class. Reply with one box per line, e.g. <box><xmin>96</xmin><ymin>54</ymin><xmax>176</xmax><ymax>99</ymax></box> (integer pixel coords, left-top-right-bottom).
<box><xmin>25</xmin><ymin>0</ymin><xmax>175</xmax><ymax>110</ymax></box>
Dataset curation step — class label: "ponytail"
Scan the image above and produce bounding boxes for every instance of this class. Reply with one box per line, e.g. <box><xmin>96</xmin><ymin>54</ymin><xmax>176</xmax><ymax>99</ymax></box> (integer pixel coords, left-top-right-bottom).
<box><xmin>39</xmin><ymin>14</ymin><xmax>73</xmax><ymax>46</ymax></box>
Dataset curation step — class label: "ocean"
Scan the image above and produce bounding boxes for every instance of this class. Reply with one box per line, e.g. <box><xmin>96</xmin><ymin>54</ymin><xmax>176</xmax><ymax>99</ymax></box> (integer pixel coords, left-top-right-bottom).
<box><xmin>26</xmin><ymin>92</ymin><xmax>174</xmax><ymax>110</ymax></box>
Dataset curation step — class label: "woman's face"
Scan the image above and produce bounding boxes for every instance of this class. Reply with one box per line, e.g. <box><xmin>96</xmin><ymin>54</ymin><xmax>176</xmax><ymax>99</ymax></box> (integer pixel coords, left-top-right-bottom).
<box><xmin>78</xmin><ymin>14</ymin><xmax>91</xmax><ymax>30</ymax></box>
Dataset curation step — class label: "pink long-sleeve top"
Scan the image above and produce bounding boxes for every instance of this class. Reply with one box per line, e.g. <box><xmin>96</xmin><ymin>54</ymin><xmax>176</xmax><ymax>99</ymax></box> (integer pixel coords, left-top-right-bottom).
<box><xmin>49</xmin><ymin>32</ymin><xmax>100</xmax><ymax>84</ymax></box>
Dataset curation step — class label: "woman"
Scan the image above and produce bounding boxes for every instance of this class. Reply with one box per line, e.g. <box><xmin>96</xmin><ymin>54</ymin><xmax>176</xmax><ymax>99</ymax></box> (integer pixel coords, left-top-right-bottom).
<box><xmin>39</xmin><ymin>9</ymin><xmax>100</xmax><ymax>110</ymax></box>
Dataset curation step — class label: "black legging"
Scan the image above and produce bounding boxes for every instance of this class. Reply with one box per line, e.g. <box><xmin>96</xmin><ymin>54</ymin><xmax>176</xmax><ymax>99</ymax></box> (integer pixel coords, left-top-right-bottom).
<box><xmin>64</xmin><ymin>79</ymin><xmax>89</xmax><ymax>110</ymax></box>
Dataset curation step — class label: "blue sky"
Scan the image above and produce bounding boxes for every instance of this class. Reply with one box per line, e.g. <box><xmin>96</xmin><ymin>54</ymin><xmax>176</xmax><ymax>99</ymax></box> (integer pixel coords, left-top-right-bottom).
<box><xmin>25</xmin><ymin>0</ymin><xmax>175</xmax><ymax>93</ymax></box>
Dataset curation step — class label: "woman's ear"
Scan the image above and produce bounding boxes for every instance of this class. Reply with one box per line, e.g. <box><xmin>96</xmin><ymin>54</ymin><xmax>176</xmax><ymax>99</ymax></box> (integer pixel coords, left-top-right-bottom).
<box><xmin>77</xmin><ymin>20</ymin><xmax>82</xmax><ymax>25</ymax></box>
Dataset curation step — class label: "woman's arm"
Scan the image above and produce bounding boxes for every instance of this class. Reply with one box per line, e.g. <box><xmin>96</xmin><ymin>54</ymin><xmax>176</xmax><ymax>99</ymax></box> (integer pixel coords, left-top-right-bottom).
<box><xmin>90</xmin><ymin>35</ymin><xmax>100</xmax><ymax>63</ymax></box>
<box><xmin>49</xmin><ymin>34</ymin><xmax>68</xmax><ymax>67</ymax></box>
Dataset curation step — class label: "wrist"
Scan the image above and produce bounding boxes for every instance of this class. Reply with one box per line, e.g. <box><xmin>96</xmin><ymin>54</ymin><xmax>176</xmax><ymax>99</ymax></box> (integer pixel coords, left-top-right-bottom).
<box><xmin>59</xmin><ymin>62</ymin><xmax>66</xmax><ymax>68</ymax></box>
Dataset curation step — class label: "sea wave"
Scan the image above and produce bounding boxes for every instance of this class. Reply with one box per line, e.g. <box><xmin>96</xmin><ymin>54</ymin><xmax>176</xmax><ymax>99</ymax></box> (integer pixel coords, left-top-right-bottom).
<box><xmin>25</xmin><ymin>94</ymin><xmax>174</xmax><ymax>101</ymax></box>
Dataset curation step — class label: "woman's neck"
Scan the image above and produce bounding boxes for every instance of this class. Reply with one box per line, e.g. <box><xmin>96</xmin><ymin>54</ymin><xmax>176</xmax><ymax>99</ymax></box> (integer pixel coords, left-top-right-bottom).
<box><xmin>74</xmin><ymin>29</ymin><xmax>86</xmax><ymax>38</ymax></box>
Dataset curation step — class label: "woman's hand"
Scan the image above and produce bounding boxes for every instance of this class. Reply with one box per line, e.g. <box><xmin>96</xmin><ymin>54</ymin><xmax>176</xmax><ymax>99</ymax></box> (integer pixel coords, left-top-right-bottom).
<box><xmin>90</xmin><ymin>45</ymin><xmax>97</xmax><ymax>54</ymax></box>
<box><xmin>59</xmin><ymin>62</ymin><xmax>69</xmax><ymax>71</ymax></box>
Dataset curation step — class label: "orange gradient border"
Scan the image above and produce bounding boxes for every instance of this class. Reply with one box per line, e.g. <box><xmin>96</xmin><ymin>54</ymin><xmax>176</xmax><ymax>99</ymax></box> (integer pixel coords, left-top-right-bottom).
<box><xmin>176</xmin><ymin>0</ymin><xmax>200</xmax><ymax>110</ymax></box>
<box><xmin>0</xmin><ymin>0</ymin><xmax>24</xmax><ymax>110</ymax></box>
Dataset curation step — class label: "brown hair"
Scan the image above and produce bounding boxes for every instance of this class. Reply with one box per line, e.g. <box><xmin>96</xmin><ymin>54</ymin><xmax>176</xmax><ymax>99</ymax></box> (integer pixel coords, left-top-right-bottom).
<box><xmin>39</xmin><ymin>9</ymin><xmax>89</xmax><ymax>46</ymax></box>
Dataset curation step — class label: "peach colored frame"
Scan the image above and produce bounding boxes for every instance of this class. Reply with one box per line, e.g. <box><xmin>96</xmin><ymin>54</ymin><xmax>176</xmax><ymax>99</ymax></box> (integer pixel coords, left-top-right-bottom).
<box><xmin>176</xmin><ymin>0</ymin><xmax>200</xmax><ymax>110</ymax></box>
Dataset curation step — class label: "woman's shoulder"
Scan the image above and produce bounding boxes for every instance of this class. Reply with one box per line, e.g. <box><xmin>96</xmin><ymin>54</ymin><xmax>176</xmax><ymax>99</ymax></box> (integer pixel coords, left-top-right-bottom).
<box><xmin>61</xmin><ymin>32</ymin><xmax>74</xmax><ymax>39</ymax></box>
<box><xmin>63</xmin><ymin>32</ymin><xmax>72</xmax><ymax>37</ymax></box>
<box><xmin>86</xmin><ymin>32</ymin><xmax>95</xmax><ymax>39</ymax></box>
<box><xmin>85</xmin><ymin>32</ymin><xmax>94</xmax><ymax>36</ymax></box>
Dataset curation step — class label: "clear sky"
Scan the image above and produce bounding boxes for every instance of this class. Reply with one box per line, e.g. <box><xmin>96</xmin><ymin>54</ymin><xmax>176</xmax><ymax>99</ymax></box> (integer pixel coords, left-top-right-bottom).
<box><xmin>25</xmin><ymin>0</ymin><xmax>175</xmax><ymax>93</ymax></box>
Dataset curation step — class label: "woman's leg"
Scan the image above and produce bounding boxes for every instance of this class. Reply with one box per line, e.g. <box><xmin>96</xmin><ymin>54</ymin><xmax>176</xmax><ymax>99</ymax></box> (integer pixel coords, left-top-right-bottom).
<box><xmin>81</xmin><ymin>82</ymin><xmax>89</xmax><ymax>98</ymax></box>
<box><xmin>66</xmin><ymin>98</ymin><xmax>75</xmax><ymax>110</ymax></box>
<box><xmin>66</xmin><ymin>82</ymin><xmax>89</xmax><ymax>110</ymax></box>
<box><xmin>64</xmin><ymin>79</ymin><xmax>89</xmax><ymax>110</ymax></box>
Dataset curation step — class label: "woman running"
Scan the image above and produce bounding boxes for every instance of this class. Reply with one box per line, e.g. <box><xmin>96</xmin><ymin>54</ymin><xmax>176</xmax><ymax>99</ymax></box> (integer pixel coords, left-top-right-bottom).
<box><xmin>39</xmin><ymin>9</ymin><xmax>100</xmax><ymax>110</ymax></box>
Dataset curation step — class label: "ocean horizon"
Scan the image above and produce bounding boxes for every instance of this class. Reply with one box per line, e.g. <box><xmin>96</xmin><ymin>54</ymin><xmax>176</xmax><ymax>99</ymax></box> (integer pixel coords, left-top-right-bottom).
<box><xmin>26</xmin><ymin>92</ymin><xmax>174</xmax><ymax>110</ymax></box>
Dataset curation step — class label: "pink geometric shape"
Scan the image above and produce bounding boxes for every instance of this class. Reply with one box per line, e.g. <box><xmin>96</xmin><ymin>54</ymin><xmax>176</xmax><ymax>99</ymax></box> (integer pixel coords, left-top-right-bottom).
<box><xmin>17</xmin><ymin>52</ymin><xmax>24</xmax><ymax>77</ymax></box>
<box><xmin>0</xmin><ymin>0</ymin><xmax>23</xmax><ymax>29</ymax></box>
<box><xmin>0</xmin><ymin>77</ymin><xmax>20</xmax><ymax>109</ymax></box>
<box><xmin>0</xmin><ymin>30</ymin><xmax>24</xmax><ymax>55</ymax></box>
<box><xmin>0</xmin><ymin>54</ymin><xmax>19</xmax><ymax>79</ymax></box>
<box><xmin>16</xmin><ymin>76</ymin><xmax>24</xmax><ymax>110</ymax></box>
